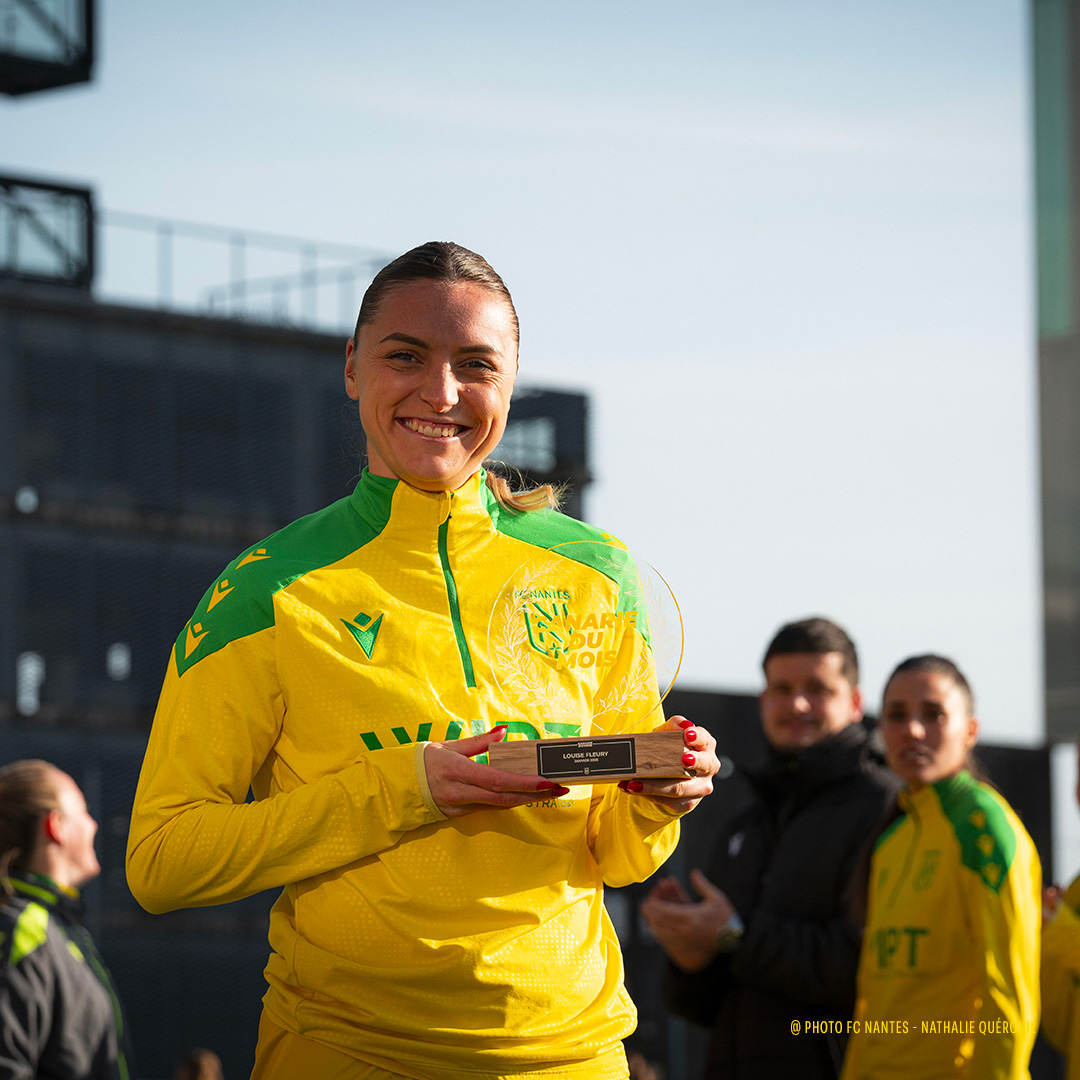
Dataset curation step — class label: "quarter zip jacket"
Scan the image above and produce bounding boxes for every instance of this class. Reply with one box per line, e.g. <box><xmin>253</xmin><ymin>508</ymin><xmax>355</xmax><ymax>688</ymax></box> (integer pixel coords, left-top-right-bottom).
<box><xmin>127</xmin><ymin>469</ymin><xmax>682</xmax><ymax>1080</ymax></box>
<box><xmin>841</xmin><ymin>772</ymin><xmax>1040</xmax><ymax>1080</ymax></box>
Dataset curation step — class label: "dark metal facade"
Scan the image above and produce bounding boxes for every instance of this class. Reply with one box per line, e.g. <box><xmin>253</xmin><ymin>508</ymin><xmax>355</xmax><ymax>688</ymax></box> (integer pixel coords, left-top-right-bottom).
<box><xmin>0</xmin><ymin>284</ymin><xmax>360</xmax><ymax>728</ymax></box>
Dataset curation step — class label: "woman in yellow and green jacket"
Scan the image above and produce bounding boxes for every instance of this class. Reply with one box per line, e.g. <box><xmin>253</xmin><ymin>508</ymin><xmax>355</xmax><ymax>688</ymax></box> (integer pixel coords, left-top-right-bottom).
<box><xmin>126</xmin><ymin>241</ymin><xmax>720</xmax><ymax>1080</ymax></box>
<box><xmin>841</xmin><ymin>655</ymin><xmax>1040</xmax><ymax>1080</ymax></box>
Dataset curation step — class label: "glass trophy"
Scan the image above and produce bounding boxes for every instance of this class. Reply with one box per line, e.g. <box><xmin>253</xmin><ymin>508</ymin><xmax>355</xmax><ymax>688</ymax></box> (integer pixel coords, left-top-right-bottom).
<box><xmin>485</xmin><ymin>540</ymin><xmax>686</xmax><ymax>783</ymax></box>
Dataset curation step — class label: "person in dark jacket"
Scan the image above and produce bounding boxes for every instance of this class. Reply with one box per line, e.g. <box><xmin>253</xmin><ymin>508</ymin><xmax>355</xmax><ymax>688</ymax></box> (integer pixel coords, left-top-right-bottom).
<box><xmin>641</xmin><ymin>617</ymin><xmax>899</xmax><ymax>1080</ymax></box>
<box><xmin>0</xmin><ymin>758</ymin><xmax>135</xmax><ymax>1080</ymax></box>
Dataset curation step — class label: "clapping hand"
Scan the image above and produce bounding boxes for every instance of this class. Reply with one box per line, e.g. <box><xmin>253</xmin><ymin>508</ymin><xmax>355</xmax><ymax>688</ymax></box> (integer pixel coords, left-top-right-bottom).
<box><xmin>641</xmin><ymin>868</ymin><xmax>737</xmax><ymax>973</ymax></box>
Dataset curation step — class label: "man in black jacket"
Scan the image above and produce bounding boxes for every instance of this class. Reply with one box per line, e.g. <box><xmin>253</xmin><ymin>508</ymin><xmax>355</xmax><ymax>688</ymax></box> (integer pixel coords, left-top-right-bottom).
<box><xmin>641</xmin><ymin>618</ymin><xmax>899</xmax><ymax>1080</ymax></box>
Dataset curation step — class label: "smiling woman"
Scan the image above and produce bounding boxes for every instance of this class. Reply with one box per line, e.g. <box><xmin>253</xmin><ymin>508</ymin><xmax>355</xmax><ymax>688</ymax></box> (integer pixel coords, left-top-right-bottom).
<box><xmin>345</xmin><ymin>277</ymin><xmax>516</xmax><ymax>494</ymax></box>
<box><xmin>840</xmin><ymin>656</ymin><xmax>1041</xmax><ymax>1080</ymax></box>
<box><xmin>126</xmin><ymin>241</ymin><xmax>720</xmax><ymax>1080</ymax></box>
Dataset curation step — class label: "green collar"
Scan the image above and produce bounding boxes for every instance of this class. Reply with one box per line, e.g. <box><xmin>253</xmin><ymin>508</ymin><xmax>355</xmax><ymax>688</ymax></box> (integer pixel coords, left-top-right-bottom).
<box><xmin>10</xmin><ymin>871</ymin><xmax>78</xmax><ymax>906</ymax></box>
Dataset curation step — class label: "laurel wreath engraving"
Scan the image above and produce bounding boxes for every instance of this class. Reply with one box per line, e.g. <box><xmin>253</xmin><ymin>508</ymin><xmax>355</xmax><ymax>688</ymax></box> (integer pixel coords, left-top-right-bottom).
<box><xmin>592</xmin><ymin>639</ymin><xmax>658</xmax><ymax>726</ymax></box>
<box><xmin>491</xmin><ymin>566</ymin><xmax>577</xmax><ymax>716</ymax></box>
<box><xmin>642</xmin><ymin>571</ymin><xmax>682</xmax><ymax>696</ymax></box>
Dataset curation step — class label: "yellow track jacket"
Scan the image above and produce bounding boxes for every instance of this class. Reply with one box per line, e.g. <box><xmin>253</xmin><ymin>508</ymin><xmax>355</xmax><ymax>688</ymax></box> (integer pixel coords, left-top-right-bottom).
<box><xmin>127</xmin><ymin>470</ymin><xmax>683</xmax><ymax>1080</ymax></box>
<box><xmin>1042</xmin><ymin>875</ymin><xmax>1080</xmax><ymax>1079</ymax></box>
<box><xmin>841</xmin><ymin>772</ymin><xmax>1040</xmax><ymax>1080</ymax></box>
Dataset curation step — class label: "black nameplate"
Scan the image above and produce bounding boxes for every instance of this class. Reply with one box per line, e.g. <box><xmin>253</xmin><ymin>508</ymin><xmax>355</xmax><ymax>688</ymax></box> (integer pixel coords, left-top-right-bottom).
<box><xmin>537</xmin><ymin>737</ymin><xmax>637</xmax><ymax>778</ymax></box>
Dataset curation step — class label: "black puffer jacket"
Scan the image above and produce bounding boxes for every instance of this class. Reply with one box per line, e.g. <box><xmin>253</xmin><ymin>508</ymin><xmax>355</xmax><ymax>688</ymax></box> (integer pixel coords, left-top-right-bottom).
<box><xmin>666</xmin><ymin>723</ymin><xmax>899</xmax><ymax>1080</ymax></box>
<box><xmin>0</xmin><ymin>873</ymin><xmax>135</xmax><ymax>1080</ymax></box>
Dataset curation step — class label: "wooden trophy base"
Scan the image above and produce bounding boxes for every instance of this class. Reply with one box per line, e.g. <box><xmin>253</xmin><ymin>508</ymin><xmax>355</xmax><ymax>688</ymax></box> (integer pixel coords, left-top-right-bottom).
<box><xmin>488</xmin><ymin>730</ymin><xmax>690</xmax><ymax>785</ymax></box>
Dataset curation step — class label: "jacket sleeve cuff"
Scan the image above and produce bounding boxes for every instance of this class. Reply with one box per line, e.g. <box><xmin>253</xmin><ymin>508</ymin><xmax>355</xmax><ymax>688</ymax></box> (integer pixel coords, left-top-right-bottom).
<box><xmin>414</xmin><ymin>742</ymin><xmax>446</xmax><ymax>820</ymax></box>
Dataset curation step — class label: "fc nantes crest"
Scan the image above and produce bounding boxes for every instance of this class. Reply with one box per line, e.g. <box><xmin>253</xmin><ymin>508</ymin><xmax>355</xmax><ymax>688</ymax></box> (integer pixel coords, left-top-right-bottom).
<box><xmin>523</xmin><ymin>598</ymin><xmax>574</xmax><ymax>660</ymax></box>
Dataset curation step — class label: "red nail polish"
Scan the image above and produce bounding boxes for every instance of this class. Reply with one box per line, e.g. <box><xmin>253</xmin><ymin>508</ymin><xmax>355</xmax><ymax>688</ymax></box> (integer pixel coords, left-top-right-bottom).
<box><xmin>678</xmin><ymin>720</ymin><xmax>694</xmax><ymax>729</ymax></box>
<box><xmin>537</xmin><ymin>780</ymin><xmax>558</xmax><ymax>791</ymax></box>
<box><xmin>491</xmin><ymin>724</ymin><xmax>508</xmax><ymax>734</ymax></box>
<box><xmin>617</xmin><ymin>780</ymin><xmax>629</xmax><ymax>791</ymax></box>
<box><xmin>553</xmin><ymin>786</ymin><xmax>570</xmax><ymax>797</ymax></box>
<box><xmin>684</xmin><ymin>729</ymin><xmax>698</xmax><ymax>742</ymax></box>
<box><xmin>627</xmin><ymin>780</ymin><xmax>644</xmax><ymax>793</ymax></box>
<box><xmin>682</xmin><ymin>752</ymin><xmax>696</xmax><ymax>767</ymax></box>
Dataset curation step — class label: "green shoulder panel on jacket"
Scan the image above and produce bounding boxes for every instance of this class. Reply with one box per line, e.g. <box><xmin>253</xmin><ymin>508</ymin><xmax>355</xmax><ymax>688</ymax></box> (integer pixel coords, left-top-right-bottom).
<box><xmin>485</xmin><ymin>494</ymin><xmax>652</xmax><ymax>642</ymax></box>
<box><xmin>934</xmin><ymin>773</ymin><xmax>1018</xmax><ymax>894</ymax></box>
<box><xmin>174</xmin><ymin>491</ymin><xmax>388</xmax><ymax>677</ymax></box>
<box><xmin>8</xmin><ymin>901</ymin><xmax>49</xmax><ymax>966</ymax></box>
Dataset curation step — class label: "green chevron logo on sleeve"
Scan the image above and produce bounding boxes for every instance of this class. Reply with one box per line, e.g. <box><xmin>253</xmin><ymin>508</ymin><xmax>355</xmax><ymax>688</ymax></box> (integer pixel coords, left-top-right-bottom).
<box><xmin>342</xmin><ymin>612</ymin><xmax>384</xmax><ymax>659</ymax></box>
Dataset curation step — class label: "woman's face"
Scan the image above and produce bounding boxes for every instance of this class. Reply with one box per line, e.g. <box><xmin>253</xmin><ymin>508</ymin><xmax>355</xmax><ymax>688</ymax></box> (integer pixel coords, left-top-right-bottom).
<box><xmin>344</xmin><ymin>278</ymin><xmax>517</xmax><ymax>493</ymax></box>
<box><xmin>52</xmin><ymin>769</ymin><xmax>100</xmax><ymax>888</ymax></box>
<box><xmin>881</xmin><ymin>670</ymin><xmax>979</xmax><ymax>792</ymax></box>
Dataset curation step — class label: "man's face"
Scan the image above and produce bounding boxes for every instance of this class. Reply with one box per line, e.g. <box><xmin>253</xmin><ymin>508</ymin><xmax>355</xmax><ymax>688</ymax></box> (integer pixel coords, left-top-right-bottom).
<box><xmin>759</xmin><ymin>651</ymin><xmax>863</xmax><ymax>751</ymax></box>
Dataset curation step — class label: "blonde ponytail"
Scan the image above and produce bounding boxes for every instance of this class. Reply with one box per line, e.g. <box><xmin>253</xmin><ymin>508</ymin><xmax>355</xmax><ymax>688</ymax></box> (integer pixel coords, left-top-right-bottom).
<box><xmin>484</xmin><ymin>467</ymin><xmax>565</xmax><ymax>514</ymax></box>
<box><xmin>0</xmin><ymin>759</ymin><xmax>60</xmax><ymax>899</ymax></box>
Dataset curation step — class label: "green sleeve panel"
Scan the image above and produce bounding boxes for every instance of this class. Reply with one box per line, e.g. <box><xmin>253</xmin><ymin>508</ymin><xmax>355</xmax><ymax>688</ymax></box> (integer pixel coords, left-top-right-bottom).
<box><xmin>174</xmin><ymin>489</ymin><xmax>390</xmax><ymax>676</ymax></box>
<box><xmin>934</xmin><ymin>773</ymin><xmax>1018</xmax><ymax>894</ymax></box>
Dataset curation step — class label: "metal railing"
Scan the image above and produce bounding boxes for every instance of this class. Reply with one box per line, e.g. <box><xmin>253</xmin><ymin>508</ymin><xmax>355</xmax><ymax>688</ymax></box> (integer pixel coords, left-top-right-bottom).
<box><xmin>97</xmin><ymin>209</ymin><xmax>392</xmax><ymax>333</ymax></box>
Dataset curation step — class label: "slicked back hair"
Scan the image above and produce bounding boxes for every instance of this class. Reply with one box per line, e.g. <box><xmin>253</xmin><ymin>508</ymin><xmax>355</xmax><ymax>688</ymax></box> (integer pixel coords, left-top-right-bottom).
<box><xmin>885</xmin><ymin>654</ymin><xmax>975</xmax><ymax>716</ymax></box>
<box><xmin>762</xmin><ymin>617</ymin><xmax>859</xmax><ymax>685</ymax></box>
<box><xmin>0</xmin><ymin>759</ymin><xmax>60</xmax><ymax>898</ymax></box>
<box><xmin>352</xmin><ymin>241</ymin><xmax>519</xmax><ymax>347</ymax></box>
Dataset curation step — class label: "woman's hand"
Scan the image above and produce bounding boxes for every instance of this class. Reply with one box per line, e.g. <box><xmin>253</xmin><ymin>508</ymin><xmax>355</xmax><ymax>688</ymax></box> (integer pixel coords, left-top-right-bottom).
<box><xmin>424</xmin><ymin>726</ymin><xmax>569</xmax><ymax>818</ymax></box>
<box><xmin>616</xmin><ymin>715</ymin><xmax>718</xmax><ymax>814</ymax></box>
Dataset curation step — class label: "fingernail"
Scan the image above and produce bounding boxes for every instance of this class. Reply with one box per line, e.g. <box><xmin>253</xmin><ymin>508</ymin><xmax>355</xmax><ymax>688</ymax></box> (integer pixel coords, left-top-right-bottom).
<box><xmin>684</xmin><ymin>729</ymin><xmax>698</xmax><ymax>742</ymax></box>
<box><xmin>682</xmin><ymin>752</ymin><xmax>696</xmax><ymax>767</ymax></box>
<box><xmin>537</xmin><ymin>780</ymin><xmax>558</xmax><ymax>791</ymax></box>
<box><xmin>627</xmin><ymin>780</ymin><xmax>644</xmax><ymax>793</ymax></box>
<box><xmin>553</xmin><ymin>786</ymin><xmax>570</xmax><ymax>797</ymax></box>
<box><xmin>491</xmin><ymin>724</ymin><xmax>508</xmax><ymax>734</ymax></box>
<box><xmin>617</xmin><ymin>780</ymin><xmax>629</xmax><ymax>791</ymax></box>
<box><xmin>678</xmin><ymin>720</ymin><xmax>694</xmax><ymax>729</ymax></box>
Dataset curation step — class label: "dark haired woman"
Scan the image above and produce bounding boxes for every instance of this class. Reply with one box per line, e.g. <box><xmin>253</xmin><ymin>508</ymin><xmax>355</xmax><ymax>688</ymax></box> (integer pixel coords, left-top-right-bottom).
<box><xmin>127</xmin><ymin>242</ymin><xmax>719</xmax><ymax>1080</ymax></box>
<box><xmin>840</xmin><ymin>656</ymin><xmax>1040</xmax><ymax>1080</ymax></box>
<box><xmin>1</xmin><ymin>759</ymin><xmax>135</xmax><ymax>1080</ymax></box>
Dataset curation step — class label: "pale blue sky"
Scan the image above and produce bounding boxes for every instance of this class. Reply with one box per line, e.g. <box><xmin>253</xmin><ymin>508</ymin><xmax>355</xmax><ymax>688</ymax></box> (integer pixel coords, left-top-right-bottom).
<box><xmin>2</xmin><ymin>0</ymin><xmax>1042</xmax><ymax>742</ymax></box>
